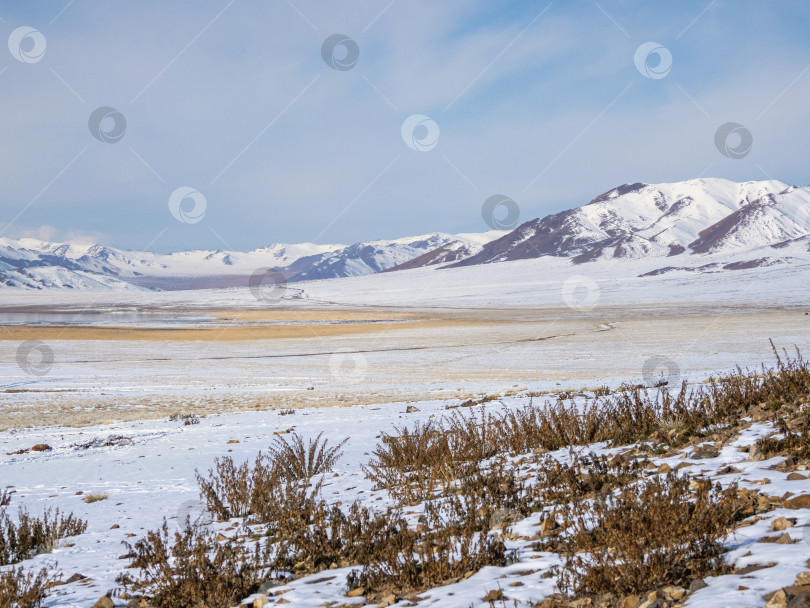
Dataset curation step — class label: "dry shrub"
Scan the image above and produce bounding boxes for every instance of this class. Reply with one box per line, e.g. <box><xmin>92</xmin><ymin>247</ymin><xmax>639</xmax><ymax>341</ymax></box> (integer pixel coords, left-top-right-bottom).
<box><xmin>0</xmin><ymin>491</ymin><xmax>10</xmax><ymax>508</ymax></box>
<box><xmin>169</xmin><ymin>412</ymin><xmax>200</xmax><ymax>425</ymax></box>
<box><xmin>347</xmin><ymin>496</ymin><xmax>506</xmax><ymax>598</ymax></box>
<box><xmin>556</xmin><ymin>471</ymin><xmax>737</xmax><ymax>597</ymax></box>
<box><xmin>267</xmin><ymin>431</ymin><xmax>347</xmax><ymax>481</ymax></box>
<box><xmin>196</xmin><ymin>454</ymin><xmax>266</xmax><ymax>520</ymax></box>
<box><xmin>0</xmin><ymin>508</ymin><xmax>87</xmax><ymax>566</ymax></box>
<box><xmin>82</xmin><ymin>492</ymin><xmax>108</xmax><ymax>504</ymax></box>
<box><xmin>757</xmin><ymin>416</ymin><xmax>810</xmax><ymax>459</ymax></box>
<box><xmin>0</xmin><ymin>565</ymin><xmax>57</xmax><ymax>608</ymax></box>
<box><xmin>116</xmin><ymin>521</ymin><xmax>268</xmax><ymax>608</ymax></box>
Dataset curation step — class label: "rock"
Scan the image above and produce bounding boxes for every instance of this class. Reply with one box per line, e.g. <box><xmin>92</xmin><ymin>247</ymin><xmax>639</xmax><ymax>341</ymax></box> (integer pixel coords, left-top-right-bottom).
<box><xmin>253</xmin><ymin>596</ymin><xmax>269</xmax><ymax>608</ymax></box>
<box><xmin>788</xmin><ymin>473</ymin><xmax>809</xmax><ymax>481</ymax></box>
<box><xmin>784</xmin><ymin>495</ymin><xmax>810</xmax><ymax>509</ymax></box>
<box><xmin>405</xmin><ymin>405</ymin><xmax>419</xmax><ymax>413</ymax></box>
<box><xmin>657</xmin><ymin>463</ymin><xmax>671</xmax><ymax>474</ymax></box>
<box><xmin>660</xmin><ymin>586</ymin><xmax>686</xmax><ymax>600</ymax></box>
<box><xmin>31</xmin><ymin>444</ymin><xmax>52</xmax><ymax>452</ymax></box>
<box><xmin>691</xmin><ymin>450</ymin><xmax>719</xmax><ymax>459</ymax></box>
<box><xmin>65</xmin><ymin>573</ymin><xmax>86</xmax><ymax>584</ymax></box>
<box><xmin>797</xmin><ymin>572</ymin><xmax>810</xmax><ymax>586</ymax></box>
<box><xmin>482</xmin><ymin>589</ymin><xmax>505</xmax><ymax>602</ymax></box>
<box><xmin>689</xmin><ymin>578</ymin><xmax>708</xmax><ymax>592</ymax></box>
<box><xmin>789</xmin><ymin>591</ymin><xmax>810</xmax><ymax>608</ymax></box>
<box><xmin>766</xmin><ymin>588</ymin><xmax>788</xmax><ymax>608</ymax></box>
<box><xmin>346</xmin><ymin>588</ymin><xmax>365</xmax><ymax>597</ymax></box>
<box><xmin>620</xmin><ymin>596</ymin><xmax>640</xmax><ymax>608</ymax></box>
<box><xmin>377</xmin><ymin>594</ymin><xmax>397</xmax><ymax>607</ymax></box>
<box><xmin>93</xmin><ymin>597</ymin><xmax>115</xmax><ymax>608</ymax></box>
<box><xmin>750</xmin><ymin>444</ymin><xmax>764</xmax><ymax>461</ymax></box>
<box><xmin>759</xmin><ymin>533</ymin><xmax>794</xmax><ymax>544</ymax></box>
<box><xmin>772</xmin><ymin>517</ymin><xmax>797</xmax><ymax>531</ymax></box>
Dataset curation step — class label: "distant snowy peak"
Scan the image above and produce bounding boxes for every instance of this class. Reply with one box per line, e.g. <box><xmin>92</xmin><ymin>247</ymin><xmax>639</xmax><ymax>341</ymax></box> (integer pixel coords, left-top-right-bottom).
<box><xmin>451</xmin><ymin>178</ymin><xmax>809</xmax><ymax>267</ymax></box>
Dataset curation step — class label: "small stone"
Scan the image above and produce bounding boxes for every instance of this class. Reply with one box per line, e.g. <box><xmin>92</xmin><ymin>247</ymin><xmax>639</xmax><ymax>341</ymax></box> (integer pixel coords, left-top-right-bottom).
<box><xmin>788</xmin><ymin>473</ymin><xmax>808</xmax><ymax>481</ymax></box>
<box><xmin>691</xmin><ymin>450</ymin><xmax>719</xmax><ymax>459</ymax></box>
<box><xmin>31</xmin><ymin>444</ymin><xmax>52</xmax><ymax>452</ymax></box>
<box><xmin>796</xmin><ymin>572</ymin><xmax>810</xmax><ymax>586</ymax></box>
<box><xmin>347</xmin><ymin>588</ymin><xmax>365</xmax><ymax>597</ymax></box>
<box><xmin>65</xmin><ymin>573</ymin><xmax>86</xmax><ymax>584</ymax></box>
<box><xmin>227</xmin><ymin>439</ymin><xmax>240</xmax><ymax>444</ymax></box>
<box><xmin>510</xmin><ymin>581</ymin><xmax>524</xmax><ymax>587</ymax></box>
<box><xmin>689</xmin><ymin>578</ymin><xmax>708</xmax><ymax>592</ymax></box>
<box><xmin>660</xmin><ymin>586</ymin><xmax>685</xmax><ymax>600</ymax></box>
<box><xmin>253</xmin><ymin>595</ymin><xmax>269</xmax><ymax>608</ymax></box>
<box><xmin>657</xmin><ymin>463</ymin><xmax>671</xmax><ymax>474</ymax></box>
<box><xmin>93</xmin><ymin>597</ymin><xmax>115</xmax><ymax>608</ymax></box>
<box><xmin>405</xmin><ymin>405</ymin><xmax>419</xmax><ymax>413</ymax></box>
<box><xmin>784</xmin><ymin>495</ymin><xmax>810</xmax><ymax>509</ymax></box>
<box><xmin>765</xmin><ymin>589</ymin><xmax>788</xmax><ymax>608</ymax></box>
<box><xmin>377</xmin><ymin>594</ymin><xmax>397</xmax><ymax>607</ymax></box>
<box><xmin>483</xmin><ymin>590</ymin><xmax>505</xmax><ymax>603</ymax></box>
<box><xmin>788</xmin><ymin>591</ymin><xmax>810</xmax><ymax>608</ymax></box>
<box><xmin>771</xmin><ymin>517</ymin><xmax>796</xmax><ymax>531</ymax></box>
<box><xmin>110</xmin><ymin>524</ymin><xmax>120</xmax><ymax>530</ymax></box>
<box><xmin>621</xmin><ymin>596</ymin><xmax>640</xmax><ymax>608</ymax></box>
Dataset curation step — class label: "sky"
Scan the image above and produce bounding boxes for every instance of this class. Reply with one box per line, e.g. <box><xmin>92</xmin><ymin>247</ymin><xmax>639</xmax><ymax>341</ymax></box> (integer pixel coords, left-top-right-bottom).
<box><xmin>0</xmin><ymin>0</ymin><xmax>809</xmax><ymax>253</ymax></box>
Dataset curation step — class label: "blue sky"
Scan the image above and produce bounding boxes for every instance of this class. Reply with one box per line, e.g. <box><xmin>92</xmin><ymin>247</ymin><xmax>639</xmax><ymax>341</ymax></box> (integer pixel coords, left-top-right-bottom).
<box><xmin>1</xmin><ymin>0</ymin><xmax>809</xmax><ymax>252</ymax></box>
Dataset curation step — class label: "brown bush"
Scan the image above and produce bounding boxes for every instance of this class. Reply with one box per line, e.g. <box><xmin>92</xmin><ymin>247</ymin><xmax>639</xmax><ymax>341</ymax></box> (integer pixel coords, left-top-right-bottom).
<box><xmin>267</xmin><ymin>431</ymin><xmax>347</xmax><ymax>481</ymax></box>
<box><xmin>556</xmin><ymin>471</ymin><xmax>737</xmax><ymax>597</ymax></box>
<box><xmin>0</xmin><ymin>565</ymin><xmax>57</xmax><ymax>608</ymax></box>
<box><xmin>0</xmin><ymin>508</ymin><xmax>87</xmax><ymax>566</ymax></box>
<box><xmin>116</xmin><ymin>521</ymin><xmax>269</xmax><ymax>608</ymax></box>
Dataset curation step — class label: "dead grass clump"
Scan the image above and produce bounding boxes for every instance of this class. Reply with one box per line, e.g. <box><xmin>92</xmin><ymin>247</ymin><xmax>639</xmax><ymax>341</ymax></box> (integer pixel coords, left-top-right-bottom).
<box><xmin>116</xmin><ymin>521</ymin><xmax>269</xmax><ymax>608</ymax></box>
<box><xmin>757</xmin><ymin>417</ymin><xmax>810</xmax><ymax>460</ymax></box>
<box><xmin>197</xmin><ymin>432</ymin><xmax>347</xmax><ymax>522</ymax></box>
<box><xmin>82</xmin><ymin>492</ymin><xmax>108</xmax><ymax>504</ymax></box>
<box><xmin>347</xmin><ymin>496</ymin><xmax>506</xmax><ymax>599</ymax></box>
<box><xmin>0</xmin><ymin>565</ymin><xmax>57</xmax><ymax>608</ymax></box>
<box><xmin>0</xmin><ymin>508</ymin><xmax>87</xmax><ymax>565</ymax></box>
<box><xmin>169</xmin><ymin>412</ymin><xmax>200</xmax><ymax>425</ymax></box>
<box><xmin>556</xmin><ymin>471</ymin><xmax>737</xmax><ymax>597</ymax></box>
<box><xmin>0</xmin><ymin>490</ymin><xmax>10</xmax><ymax>508</ymax></box>
<box><xmin>267</xmin><ymin>431</ymin><xmax>347</xmax><ymax>481</ymax></box>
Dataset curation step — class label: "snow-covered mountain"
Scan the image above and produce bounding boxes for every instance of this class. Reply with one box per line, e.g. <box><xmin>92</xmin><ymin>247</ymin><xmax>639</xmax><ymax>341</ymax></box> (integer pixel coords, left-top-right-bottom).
<box><xmin>451</xmin><ymin>178</ymin><xmax>810</xmax><ymax>268</ymax></box>
<box><xmin>2</xmin><ymin>178</ymin><xmax>808</xmax><ymax>290</ymax></box>
<box><xmin>0</xmin><ymin>232</ymin><xmax>499</xmax><ymax>290</ymax></box>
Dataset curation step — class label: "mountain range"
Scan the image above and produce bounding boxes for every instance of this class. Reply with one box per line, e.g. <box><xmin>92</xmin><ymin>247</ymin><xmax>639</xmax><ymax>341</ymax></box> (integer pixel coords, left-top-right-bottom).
<box><xmin>1</xmin><ymin>178</ymin><xmax>808</xmax><ymax>290</ymax></box>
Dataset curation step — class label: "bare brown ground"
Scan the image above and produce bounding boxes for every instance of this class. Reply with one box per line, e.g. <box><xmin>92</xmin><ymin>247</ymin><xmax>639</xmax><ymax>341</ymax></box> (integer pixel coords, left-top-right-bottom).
<box><xmin>1</xmin><ymin>305</ymin><xmax>808</xmax><ymax>430</ymax></box>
